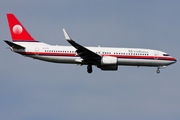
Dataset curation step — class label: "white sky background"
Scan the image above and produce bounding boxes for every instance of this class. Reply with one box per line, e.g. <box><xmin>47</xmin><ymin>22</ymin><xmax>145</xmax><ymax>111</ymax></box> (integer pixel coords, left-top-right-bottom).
<box><xmin>0</xmin><ymin>0</ymin><xmax>180</xmax><ymax>120</ymax></box>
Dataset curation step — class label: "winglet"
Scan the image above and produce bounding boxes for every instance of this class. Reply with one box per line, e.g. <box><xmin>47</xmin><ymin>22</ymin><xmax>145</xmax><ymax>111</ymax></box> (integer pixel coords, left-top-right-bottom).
<box><xmin>63</xmin><ymin>29</ymin><xmax>72</xmax><ymax>41</ymax></box>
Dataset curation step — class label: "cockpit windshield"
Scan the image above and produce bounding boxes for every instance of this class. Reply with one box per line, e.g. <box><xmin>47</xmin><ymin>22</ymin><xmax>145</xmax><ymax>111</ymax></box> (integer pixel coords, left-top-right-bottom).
<box><xmin>163</xmin><ymin>54</ymin><xmax>170</xmax><ymax>56</ymax></box>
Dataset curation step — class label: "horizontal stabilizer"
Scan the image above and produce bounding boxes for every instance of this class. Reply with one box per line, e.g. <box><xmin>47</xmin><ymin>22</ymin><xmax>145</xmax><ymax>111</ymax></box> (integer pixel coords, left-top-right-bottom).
<box><xmin>4</xmin><ymin>40</ymin><xmax>25</xmax><ymax>49</ymax></box>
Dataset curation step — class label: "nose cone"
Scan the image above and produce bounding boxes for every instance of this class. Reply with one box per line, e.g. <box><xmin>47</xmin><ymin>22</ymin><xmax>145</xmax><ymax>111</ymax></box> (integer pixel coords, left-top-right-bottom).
<box><xmin>174</xmin><ymin>58</ymin><xmax>177</xmax><ymax>63</ymax></box>
<box><xmin>166</xmin><ymin>57</ymin><xmax>177</xmax><ymax>66</ymax></box>
<box><xmin>172</xmin><ymin>57</ymin><xmax>177</xmax><ymax>64</ymax></box>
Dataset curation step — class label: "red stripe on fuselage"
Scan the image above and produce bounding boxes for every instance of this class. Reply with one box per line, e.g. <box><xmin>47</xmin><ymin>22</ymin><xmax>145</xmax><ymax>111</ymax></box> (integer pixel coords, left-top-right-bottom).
<box><xmin>16</xmin><ymin>51</ymin><xmax>176</xmax><ymax>61</ymax></box>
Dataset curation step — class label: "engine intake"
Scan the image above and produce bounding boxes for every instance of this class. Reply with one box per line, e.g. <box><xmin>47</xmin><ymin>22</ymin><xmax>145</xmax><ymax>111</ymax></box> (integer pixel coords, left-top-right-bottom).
<box><xmin>100</xmin><ymin>56</ymin><xmax>118</xmax><ymax>70</ymax></box>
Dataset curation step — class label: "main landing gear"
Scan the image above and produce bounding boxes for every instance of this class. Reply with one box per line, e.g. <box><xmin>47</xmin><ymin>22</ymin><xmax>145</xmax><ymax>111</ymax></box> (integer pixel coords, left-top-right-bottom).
<box><xmin>87</xmin><ymin>64</ymin><xmax>92</xmax><ymax>74</ymax></box>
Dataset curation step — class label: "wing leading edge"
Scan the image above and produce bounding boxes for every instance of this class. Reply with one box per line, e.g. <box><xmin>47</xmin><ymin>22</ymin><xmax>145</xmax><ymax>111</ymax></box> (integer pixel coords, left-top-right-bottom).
<box><xmin>63</xmin><ymin>29</ymin><xmax>101</xmax><ymax>63</ymax></box>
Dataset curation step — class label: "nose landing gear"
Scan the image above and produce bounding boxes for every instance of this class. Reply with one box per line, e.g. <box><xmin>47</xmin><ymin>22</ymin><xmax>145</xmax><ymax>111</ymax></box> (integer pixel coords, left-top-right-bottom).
<box><xmin>156</xmin><ymin>66</ymin><xmax>166</xmax><ymax>74</ymax></box>
<box><xmin>156</xmin><ymin>69</ymin><xmax>160</xmax><ymax>74</ymax></box>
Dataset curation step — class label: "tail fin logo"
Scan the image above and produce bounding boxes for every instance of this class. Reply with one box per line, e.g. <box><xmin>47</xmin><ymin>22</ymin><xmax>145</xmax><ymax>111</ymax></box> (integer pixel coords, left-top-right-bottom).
<box><xmin>13</xmin><ymin>25</ymin><xmax>23</xmax><ymax>34</ymax></box>
<box><xmin>7</xmin><ymin>13</ymin><xmax>38</xmax><ymax>42</ymax></box>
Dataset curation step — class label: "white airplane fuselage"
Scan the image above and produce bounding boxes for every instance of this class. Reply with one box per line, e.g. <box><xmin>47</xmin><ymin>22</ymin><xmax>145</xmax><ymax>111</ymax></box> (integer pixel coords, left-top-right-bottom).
<box><xmin>12</xmin><ymin>42</ymin><xmax>176</xmax><ymax>67</ymax></box>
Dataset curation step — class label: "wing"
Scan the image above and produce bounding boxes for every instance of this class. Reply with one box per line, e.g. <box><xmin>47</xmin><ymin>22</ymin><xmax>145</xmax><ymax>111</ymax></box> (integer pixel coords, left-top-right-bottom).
<box><xmin>63</xmin><ymin>29</ymin><xmax>101</xmax><ymax>63</ymax></box>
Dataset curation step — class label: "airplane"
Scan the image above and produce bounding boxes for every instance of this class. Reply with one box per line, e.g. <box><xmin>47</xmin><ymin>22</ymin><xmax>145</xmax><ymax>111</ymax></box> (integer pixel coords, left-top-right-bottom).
<box><xmin>4</xmin><ymin>13</ymin><xmax>177</xmax><ymax>74</ymax></box>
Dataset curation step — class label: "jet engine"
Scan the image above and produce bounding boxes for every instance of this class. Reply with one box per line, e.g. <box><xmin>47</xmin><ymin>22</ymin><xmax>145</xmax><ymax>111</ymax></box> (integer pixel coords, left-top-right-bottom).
<box><xmin>98</xmin><ymin>56</ymin><xmax>118</xmax><ymax>70</ymax></box>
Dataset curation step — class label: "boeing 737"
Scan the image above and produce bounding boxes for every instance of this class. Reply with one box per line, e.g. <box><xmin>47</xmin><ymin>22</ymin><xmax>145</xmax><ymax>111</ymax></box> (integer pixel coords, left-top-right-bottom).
<box><xmin>4</xmin><ymin>14</ymin><xmax>177</xmax><ymax>73</ymax></box>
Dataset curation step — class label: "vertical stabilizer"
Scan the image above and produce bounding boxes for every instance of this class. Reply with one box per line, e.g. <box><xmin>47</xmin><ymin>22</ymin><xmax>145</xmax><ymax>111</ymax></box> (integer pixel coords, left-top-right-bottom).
<box><xmin>6</xmin><ymin>13</ymin><xmax>37</xmax><ymax>42</ymax></box>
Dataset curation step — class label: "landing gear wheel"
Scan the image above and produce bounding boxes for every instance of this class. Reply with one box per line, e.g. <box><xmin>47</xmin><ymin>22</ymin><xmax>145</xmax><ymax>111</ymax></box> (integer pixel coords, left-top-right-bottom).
<box><xmin>87</xmin><ymin>65</ymin><xmax>92</xmax><ymax>73</ymax></box>
<box><xmin>157</xmin><ymin>69</ymin><xmax>160</xmax><ymax>74</ymax></box>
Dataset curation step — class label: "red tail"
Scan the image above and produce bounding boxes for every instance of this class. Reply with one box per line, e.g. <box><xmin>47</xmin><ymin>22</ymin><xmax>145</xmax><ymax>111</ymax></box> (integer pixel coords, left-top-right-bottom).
<box><xmin>7</xmin><ymin>13</ymin><xmax>37</xmax><ymax>42</ymax></box>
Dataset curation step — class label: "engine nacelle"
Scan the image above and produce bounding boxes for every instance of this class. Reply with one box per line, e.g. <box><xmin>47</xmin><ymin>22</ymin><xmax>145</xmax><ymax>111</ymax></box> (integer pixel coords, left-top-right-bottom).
<box><xmin>100</xmin><ymin>56</ymin><xmax>118</xmax><ymax>70</ymax></box>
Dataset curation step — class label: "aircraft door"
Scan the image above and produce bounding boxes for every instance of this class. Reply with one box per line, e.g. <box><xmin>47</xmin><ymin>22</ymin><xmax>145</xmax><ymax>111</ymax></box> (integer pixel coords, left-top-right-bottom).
<box><xmin>35</xmin><ymin>47</ymin><xmax>39</xmax><ymax>56</ymax></box>
<box><xmin>154</xmin><ymin>52</ymin><xmax>158</xmax><ymax>59</ymax></box>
